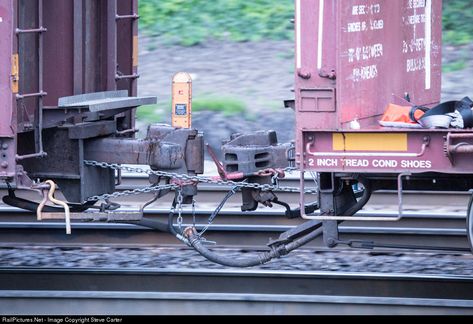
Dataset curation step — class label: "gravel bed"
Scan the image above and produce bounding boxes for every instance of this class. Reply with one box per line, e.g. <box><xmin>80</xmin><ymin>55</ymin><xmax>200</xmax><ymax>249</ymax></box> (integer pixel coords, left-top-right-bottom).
<box><xmin>1</xmin><ymin>246</ymin><xmax>472</xmax><ymax>275</ymax></box>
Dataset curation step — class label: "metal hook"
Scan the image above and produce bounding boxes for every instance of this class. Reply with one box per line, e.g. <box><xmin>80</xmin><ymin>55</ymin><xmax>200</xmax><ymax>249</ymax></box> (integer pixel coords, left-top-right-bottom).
<box><xmin>36</xmin><ymin>189</ymin><xmax>48</xmax><ymax>221</ymax></box>
<box><xmin>36</xmin><ymin>180</ymin><xmax>71</xmax><ymax>234</ymax></box>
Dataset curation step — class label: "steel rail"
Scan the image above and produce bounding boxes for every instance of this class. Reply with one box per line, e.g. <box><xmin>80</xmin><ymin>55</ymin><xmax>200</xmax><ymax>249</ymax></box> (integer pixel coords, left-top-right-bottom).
<box><xmin>69</xmin><ymin>172</ymin><xmax>473</xmax><ymax>196</ymax></box>
<box><xmin>0</xmin><ymin>268</ymin><xmax>473</xmax><ymax>315</ymax></box>
<box><xmin>0</xmin><ymin>185</ymin><xmax>469</xmax><ymax>250</ymax></box>
<box><xmin>0</xmin><ymin>205</ymin><xmax>466</xmax><ymax>219</ymax></box>
<box><xmin>0</xmin><ymin>208</ymin><xmax>467</xmax><ymax>250</ymax></box>
<box><xmin>0</xmin><ymin>222</ymin><xmax>465</xmax><ymax>236</ymax></box>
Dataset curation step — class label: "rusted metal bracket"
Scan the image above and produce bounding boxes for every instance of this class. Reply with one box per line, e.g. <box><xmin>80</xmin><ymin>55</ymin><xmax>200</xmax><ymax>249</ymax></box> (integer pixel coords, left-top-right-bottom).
<box><xmin>220</xmin><ymin>131</ymin><xmax>292</xmax><ymax>211</ymax></box>
<box><xmin>445</xmin><ymin>133</ymin><xmax>473</xmax><ymax>165</ymax></box>
<box><xmin>318</xmin><ymin>69</ymin><xmax>336</xmax><ymax>80</ymax></box>
<box><xmin>84</xmin><ymin>125</ymin><xmax>204</xmax><ymax>176</ymax></box>
<box><xmin>15</xmin><ymin>27</ymin><xmax>47</xmax><ymax>34</ymax></box>
<box><xmin>299</xmin><ymin>172</ymin><xmax>411</xmax><ymax>221</ymax></box>
<box><xmin>115</xmin><ymin>14</ymin><xmax>140</xmax><ymax>20</ymax></box>
<box><xmin>222</xmin><ymin>131</ymin><xmax>292</xmax><ymax>174</ymax></box>
<box><xmin>14</xmin><ymin>165</ymin><xmax>35</xmax><ymax>189</ymax></box>
<box><xmin>297</xmin><ymin>68</ymin><xmax>311</xmax><ymax>80</ymax></box>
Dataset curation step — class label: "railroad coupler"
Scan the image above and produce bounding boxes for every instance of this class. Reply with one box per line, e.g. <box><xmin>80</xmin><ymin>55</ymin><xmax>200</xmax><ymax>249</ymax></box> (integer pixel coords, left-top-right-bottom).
<box><xmin>85</xmin><ymin>124</ymin><xmax>203</xmax><ymax>176</ymax></box>
<box><xmin>221</xmin><ymin>130</ymin><xmax>293</xmax><ymax>211</ymax></box>
<box><xmin>84</xmin><ymin>124</ymin><xmax>203</xmax><ymax>204</ymax></box>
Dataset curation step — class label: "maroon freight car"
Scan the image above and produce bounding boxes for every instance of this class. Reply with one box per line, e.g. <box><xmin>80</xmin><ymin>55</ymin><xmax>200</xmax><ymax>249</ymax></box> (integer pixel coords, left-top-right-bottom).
<box><xmin>0</xmin><ymin>0</ymin><xmax>204</xmax><ymax>226</ymax></box>
<box><xmin>296</xmin><ymin>0</ymin><xmax>444</xmax><ymax>175</ymax></box>
<box><xmin>293</xmin><ymin>0</ymin><xmax>473</xmax><ymax>251</ymax></box>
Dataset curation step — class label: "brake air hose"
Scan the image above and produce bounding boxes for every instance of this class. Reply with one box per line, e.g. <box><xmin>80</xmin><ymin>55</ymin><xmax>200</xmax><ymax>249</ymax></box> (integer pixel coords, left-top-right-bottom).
<box><xmin>184</xmin><ymin>224</ymin><xmax>323</xmax><ymax>268</ymax></box>
<box><xmin>184</xmin><ymin>176</ymin><xmax>371</xmax><ymax>267</ymax></box>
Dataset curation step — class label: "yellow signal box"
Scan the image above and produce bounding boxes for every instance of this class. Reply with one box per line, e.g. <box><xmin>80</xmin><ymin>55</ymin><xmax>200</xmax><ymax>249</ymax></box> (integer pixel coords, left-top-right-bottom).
<box><xmin>171</xmin><ymin>72</ymin><xmax>192</xmax><ymax>128</ymax></box>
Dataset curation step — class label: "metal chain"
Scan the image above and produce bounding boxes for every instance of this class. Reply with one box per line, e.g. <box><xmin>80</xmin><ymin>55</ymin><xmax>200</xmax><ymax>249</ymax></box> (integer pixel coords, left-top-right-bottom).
<box><xmin>84</xmin><ymin>183</ymin><xmax>178</xmax><ymax>202</ymax></box>
<box><xmin>83</xmin><ymin>160</ymin><xmax>317</xmax><ymax>202</ymax></box>
<box><xmin>191</xmin><ymin>198</ymin><xmax>196</xmax><ymax>227</ymax></box>
<box><xmin>198</xmin><ymin>186</ymin><xmax>238</xmax><ymax>236</ymax></box>
<box><xmin>176</xmin><ymin>189</ymin><xmax>184</xmax><ymax>231</ymax></box>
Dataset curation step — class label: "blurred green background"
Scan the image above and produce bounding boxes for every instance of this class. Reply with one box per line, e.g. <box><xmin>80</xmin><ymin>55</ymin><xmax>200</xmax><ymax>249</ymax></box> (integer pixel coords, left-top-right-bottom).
<box><xmin>443</xmin><ymin>0</ymin><xmax>473</xmax><ymax>45</ymax></box>
<box><xmin>136</xmin><ymin>0</ymin><xmax>473</xmax><ymax>123</ymax></box>
<box><xmin>139</xmin><ymin>0</ymin><xmax>473</xmax><ymax>46</ymax></box>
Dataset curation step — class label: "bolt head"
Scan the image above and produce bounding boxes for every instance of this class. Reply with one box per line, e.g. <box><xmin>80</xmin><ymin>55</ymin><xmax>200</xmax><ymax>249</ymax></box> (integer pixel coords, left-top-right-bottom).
<box><xmin>1</xmin><ymin>144</ymin><xmax>8</xmax><ymax>150</ymax></box>
<box><xmin>1</xmin><ymin>161</ymin><xmax>8</xmax><ymax>168</ymax></box>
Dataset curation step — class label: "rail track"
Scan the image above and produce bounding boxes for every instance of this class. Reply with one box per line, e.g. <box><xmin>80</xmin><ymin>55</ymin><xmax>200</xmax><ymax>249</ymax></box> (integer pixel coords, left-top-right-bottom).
<box><xmin>0</xmin><ymin>205</ymin><xmax>468</xmax><ymax>251</ymax></box>
<box><xmin>0</xmin><ymin>267</ymin><xmax>472</xmax><ymax>315</ymax></box>
<box><xmin>2</xmin><ymin>174</ymin><xmax>472</xmax><ymax>206</ymax></box>
<box><xmin>0</xmin><ymin>183</ymin><xmax>472</xmax><ymax>315</ymax></box>
<box><xmin>0</xmin><ymin>172</ymin><xmax>471</xmax><ymax>250</ymax></box>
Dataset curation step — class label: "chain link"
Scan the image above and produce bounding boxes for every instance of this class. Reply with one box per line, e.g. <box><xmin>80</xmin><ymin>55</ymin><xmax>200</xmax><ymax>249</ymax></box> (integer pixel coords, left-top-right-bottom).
<box><xmin>192</xmin><ymin>198</ymin><xmax>196</xmax><ymax>227</ymax></box>
<box><xmin>83</xmin><ymin>160</ymin><xmax>317</xmax><ymax>202</ymax></box>
<box><xmin>84</xmin><ymin>183</ymin><xmax>178</xmax><ymax>202</ymax></box>
<box><xmin>199</xmin><ymin>185</ymin><xmax>238</xmax><ymax>236</ymax></box>
<box><xmin>176</xmin><ymin>189</ymin><xmax>184</xmax><ymax>231</ymax></box>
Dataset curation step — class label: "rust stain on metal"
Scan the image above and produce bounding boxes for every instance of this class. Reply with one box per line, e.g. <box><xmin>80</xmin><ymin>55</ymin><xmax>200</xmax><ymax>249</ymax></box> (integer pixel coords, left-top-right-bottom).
<box><xmin>132</xmin><ymin>35</ymin><xmax>139</xmax><ymax>67</ymax></box>
<box><xmin>11</xmin><ymin>54</ymin><xmax>19</xmax><ymax>93</ymax></box>
<box><xmin>146</xmin><ymin>140</ymin><xmax>158</xmax><ymax>165</ymax></box>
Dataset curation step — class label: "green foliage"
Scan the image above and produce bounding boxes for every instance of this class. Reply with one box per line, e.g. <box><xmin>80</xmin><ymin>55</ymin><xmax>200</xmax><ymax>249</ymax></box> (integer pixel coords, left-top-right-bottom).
<box><xmin>136</xmin><ymin>97</ymin><xmax>246</xmax><ymax>123</ymax></box>
<box><xmin>136</xmin><ymin>104</ymin><xmax>163</xmax><ymax>122</ymax></box>
<box><xmin>139</xmin><ymin>0</ymin><xmax>473</xmax><ymax>46</ymax></box>
<box><xmin>443</xmin><ymin>0</ymin><xmax>473</xmax><ymax>45</ymax></box>
<box><xmin>443</xmin><ymin>59</ymin><xmax>467</xmax><ymax>73</ymax></box>
<box><xmin>139</xmin><ymin>0</ymin><xmax>294</xmax><ymax>46</ymax></box>
<box><xmin>193</xmin><ymin>97</ymin><xmax>246</xmax><ymax>116</ymax></box>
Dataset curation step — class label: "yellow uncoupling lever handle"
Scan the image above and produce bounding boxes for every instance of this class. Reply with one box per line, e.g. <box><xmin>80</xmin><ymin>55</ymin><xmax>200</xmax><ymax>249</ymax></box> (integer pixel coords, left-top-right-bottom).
<box><xmin>36</xmin><ymin>180</ymin><xmax>71</xmax><ymax>234</ymax></box>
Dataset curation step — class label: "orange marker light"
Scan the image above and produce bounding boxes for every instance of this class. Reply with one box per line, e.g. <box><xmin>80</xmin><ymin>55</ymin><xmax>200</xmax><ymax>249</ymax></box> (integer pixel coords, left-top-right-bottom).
<box><xmin>171</xmin><ymin>72</ymin><xmax>192</xmax><ymax>128</ymax></box>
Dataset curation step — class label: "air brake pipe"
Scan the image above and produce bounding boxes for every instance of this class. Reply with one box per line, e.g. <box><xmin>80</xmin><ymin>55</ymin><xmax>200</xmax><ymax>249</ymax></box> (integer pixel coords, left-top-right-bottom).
<box><xmin>183</xmin><ymin>224</ymin><xmax>323</xmax><ymax>268</ymax></box>
<box><xmin>136</xmin><ymin>218</ymin><xmax>169</xmax><ymax>232</ymax></box>
<box><xmin>339</xmin><ymin>176</ymin><xmax>373</xmax><ymax>217</ymax></box>
<box><xmin>167</xmin><ymin>200</ymin><xmax>190</xmax><ymax>244</ymax></box>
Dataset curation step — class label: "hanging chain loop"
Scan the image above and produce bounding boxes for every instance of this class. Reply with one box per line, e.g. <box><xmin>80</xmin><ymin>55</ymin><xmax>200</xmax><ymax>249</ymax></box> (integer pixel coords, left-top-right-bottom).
<box><xmin>83</xmin><ymin>160</ymin><xmax>317</xmax><ymax>203</ymax></box>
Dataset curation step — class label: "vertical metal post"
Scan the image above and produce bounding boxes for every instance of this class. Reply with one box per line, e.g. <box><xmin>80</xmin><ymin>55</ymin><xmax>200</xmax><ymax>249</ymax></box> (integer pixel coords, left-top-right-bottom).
<box><xmin>0</xmin><ymin>0</ymin><xmax>15</xmax><ymax>137</ymax></box>
<box><xmin>37</xmin><ymin>0</ymin><xmax>44</xmax><ymax>155</ymax></box>
<box><xmin>114</xmin><ymin>0</ymin><xmax>140</xmax><ymax>132</ymax></box>
<box><xmin>15</xmin><ymin>0</ymin><xmax>47</xmax><ymax>160</ymax></box>
<box><xmin>131</xmin><ymin>0</ymin><xmax>138</xmax><ymax>97</ymax></box>
<box><xmin>115</xmin><ymin>0</ymin><xmax>140</xmax><ymax>95</ymax></box>
<box><xmin>73</xmin><ymin>0</ymin><xmax>83</xmax><ymax>94</ymax></box>
<box><xmin>0</xmin><ymin>0</ymin><xmax>16</xmax><ymax>137</ymax></box>
<box><xmin>107</xmin><ymin>0</ymin><xmax>117</xmax><ymax>91</ymax></box>
<box><xmin>0</xmin><ymin>0</ymin><xmax>17</xmax><ymax>178</ymax></box>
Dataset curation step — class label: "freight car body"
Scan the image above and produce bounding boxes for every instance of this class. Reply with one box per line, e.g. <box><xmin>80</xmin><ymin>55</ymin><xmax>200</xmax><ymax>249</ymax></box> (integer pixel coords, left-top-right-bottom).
<box><xmin>295</xmin><ymin>0</ymin><xmax>473</xmax><ymax>250</ymax></box>
<box><xmin>0</xmin><ymin>0</ymin><xmax>204</xmax><ymax>215</ymax></box>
